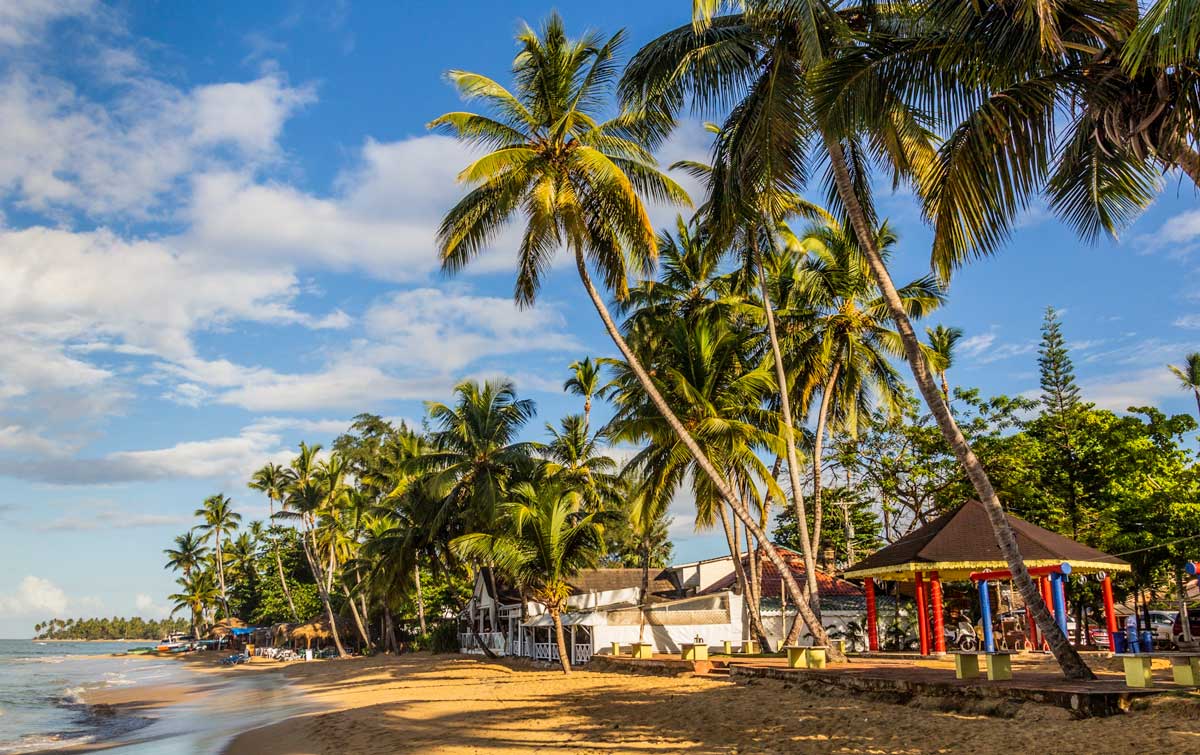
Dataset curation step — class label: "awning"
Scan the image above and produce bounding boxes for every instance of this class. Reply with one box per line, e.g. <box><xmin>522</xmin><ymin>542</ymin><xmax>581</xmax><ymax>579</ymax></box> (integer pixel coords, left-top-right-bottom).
<box><xmin>521</xmin><ymin>612</ymin><xmax>601</xmax><ymax>627</ymax></box>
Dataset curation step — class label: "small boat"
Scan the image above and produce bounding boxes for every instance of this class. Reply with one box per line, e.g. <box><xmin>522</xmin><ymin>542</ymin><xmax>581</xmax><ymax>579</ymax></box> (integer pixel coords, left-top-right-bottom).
<box><xmin>155</xmin><ymin>632</ymin><xmax>196</xmax><ymax>652</ymax></box>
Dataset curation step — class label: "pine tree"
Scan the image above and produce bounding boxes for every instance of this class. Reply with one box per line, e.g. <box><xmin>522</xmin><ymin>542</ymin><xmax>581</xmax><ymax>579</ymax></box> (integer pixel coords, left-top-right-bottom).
<box><xmin>1038</xmin><ymin>307</ymin><xmax>1081</xmax><ymax>417</ymax></box>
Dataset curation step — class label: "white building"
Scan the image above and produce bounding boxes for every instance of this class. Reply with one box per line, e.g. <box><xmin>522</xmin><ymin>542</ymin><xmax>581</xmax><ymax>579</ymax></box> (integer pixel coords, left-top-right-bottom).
<box><xmin>459</xmin><ymin>548</ymin><xmax>869</xmax><ymax>664</ymax></box>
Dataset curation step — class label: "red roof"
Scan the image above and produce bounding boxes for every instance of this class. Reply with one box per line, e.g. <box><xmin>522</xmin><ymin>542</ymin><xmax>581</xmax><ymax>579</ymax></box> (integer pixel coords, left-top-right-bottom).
<box><xmin>701</xmin><ymin>546</ymin><xmax>863</xmax><ymax>599</ymax></box>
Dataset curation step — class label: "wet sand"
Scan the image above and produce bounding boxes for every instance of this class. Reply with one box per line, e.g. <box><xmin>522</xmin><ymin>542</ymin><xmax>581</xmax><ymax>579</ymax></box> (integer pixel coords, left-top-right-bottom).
<box><xmin>213</xmin><ymin>653</ymin><xmax>1200</xmax><ymax>755</ymax></box>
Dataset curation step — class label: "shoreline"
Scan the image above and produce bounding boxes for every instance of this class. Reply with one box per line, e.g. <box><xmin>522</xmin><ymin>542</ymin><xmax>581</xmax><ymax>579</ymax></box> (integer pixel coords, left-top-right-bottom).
<box><xmin>44</xmin><ymin>651</ymin><xmax>1200</xmax><ymax>754</ymax></box>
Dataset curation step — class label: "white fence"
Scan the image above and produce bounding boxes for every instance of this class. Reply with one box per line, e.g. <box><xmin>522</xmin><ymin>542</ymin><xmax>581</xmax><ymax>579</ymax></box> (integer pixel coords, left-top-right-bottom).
<box><xmin>533</xmin><ymin>642</ymin><xmax>553</xmax><ymax>662</ymax></box>
<box><xmin>459</xmin><ymin>631</ymin><xmax>507</xmax><ymax>655</ymax></box>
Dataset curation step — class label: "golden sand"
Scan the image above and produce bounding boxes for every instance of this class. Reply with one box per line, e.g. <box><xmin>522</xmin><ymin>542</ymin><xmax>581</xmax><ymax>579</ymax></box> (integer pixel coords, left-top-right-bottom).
<box><xmin>204</xmin><ymin>653</ymin><xmax>1200</xmax><ymax>755</ymax></box>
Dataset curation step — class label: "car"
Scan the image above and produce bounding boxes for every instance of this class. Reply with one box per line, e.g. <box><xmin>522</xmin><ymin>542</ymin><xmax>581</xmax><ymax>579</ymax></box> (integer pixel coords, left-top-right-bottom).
<box><xmin>1148</xmin><ymin>610</ymin><xmax>1178</xmax><ymax>644</ymax></box>
<box><xmin>1172</xmin><ymin>610</ymin><xmax>1200</xmax><ymax>646</ymax></box>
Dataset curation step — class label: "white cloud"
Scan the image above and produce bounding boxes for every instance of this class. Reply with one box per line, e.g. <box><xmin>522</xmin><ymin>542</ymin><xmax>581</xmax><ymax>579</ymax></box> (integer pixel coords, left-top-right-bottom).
<box><xmin>959</xmin><ymin>332</ymin><xmax>997</xmax><ymax>358</ymax></box>
<box><xmin>134</xmin><ymin>593</ymin><xmax>170</xmax><ymax>619</ymax></box>
<box><xmin>1134</xmin><ymin>208</ymin><xmax>1200</xmax><ymax>257</ymax></box>
<box><xmin>191</xmin><ymin>78</ymin><xmax>315</xmax><ymax>154</ymax></box>
<box><xmin>0</xmin><ymin>0</ymin><xmax>94</xmax><ymax>47</ymax></box>
<box><xmin>40</xmin><ymin>510</ymin><xmax>191</xmax><ymax>532</ymax></box>
<box><xmin>0</xmin><ymin>68</ymin><xmax>312</xmax><ymax>217</ymax></box>
<box><xmin>0</xmin><ymin>575</ymin><xmax>69</xmax><ymax>616</ymax></box>
<box><xmin>1081</xmin><ymin>367</ymin><xmax>1185</xmax><ymax>412</ymax></box>
<box><xmin>182</xmin><ymin>135</ymin><xmax>526</xmax><ymax>281</ymax></box>
<box><xmin>1174</xmin><ymin>314</ymin><xmax>1200</xmax><ymax>329</ymax></box>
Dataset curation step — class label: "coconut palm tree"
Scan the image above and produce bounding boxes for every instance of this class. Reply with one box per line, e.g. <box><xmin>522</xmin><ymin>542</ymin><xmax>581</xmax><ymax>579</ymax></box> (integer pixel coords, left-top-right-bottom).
<box><xmin>452</xmin><ymin>481</ymin><xmax>607</xmax><ymax>674</ymax></box>
<box><xmin>607</xmin><ymin>317</ymin><xmax>794</xmax><ymax>646</ymax></box>
<box><xmin>169</xmin><ymin>570</ymin><xmax>219</xmax><ymax>640</ymax></box>
<box><xmin>248</xmin><ymin>462</ymin><xmax>300</xmax><ymax>621</ymax></box>
<box><xmin>563</xmin><ymin>358</ymin><xmax>609</xmax><ymax>430</ymax></box>
<box><xmin>537</xmin><ymin>414</ymin><xmax>620</xmax><ymax>512</ymax></box>
<box><xmin>1168</xmin><ymin>352</ymin><xmax>1200</xmax><ymax>421</ymax></box>
<box><xmin>163</xmin><ymin>531</ymin><xmax>208</xmax><ymax>579</ymax></box>
<box><xmin>193</xmin><ymin>494</ymin><xmax>241</xmax><ymax>617</ymax></box>
<box><xmin>430</xmin><ymin>14</ymin><xmax>825</xmax><ymax>638</ymax></box>
<box><xmin>622</xmin><ymin>0</ymin><xmax>1099</xmax><ymax>678</ymax></box>
<box><xmin>419</xmin><ymin>379</ymin><xmax>538</xmax><ymax>532</ymax></box>
<box><xmin>794</xmin><ymin>221</ymin><xmax>941</xmax><ymax>566</ymax></box>
<box><xmin>926</xmin><ymin>325</ymin><xmax>965</xmax><ymax>401</ymax></box>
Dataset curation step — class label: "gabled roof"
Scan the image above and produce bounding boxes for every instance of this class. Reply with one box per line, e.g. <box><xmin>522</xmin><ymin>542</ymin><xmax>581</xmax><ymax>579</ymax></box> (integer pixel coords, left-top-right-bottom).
<box><xmin>844</xmin><ymin>500</ymin><xmax>1130</xmax><ymax>580</ymax></box>
<box><xmin>700</xmin><ymin>546</ymin><xmax>864</xmax><ymax>599</ymax></box>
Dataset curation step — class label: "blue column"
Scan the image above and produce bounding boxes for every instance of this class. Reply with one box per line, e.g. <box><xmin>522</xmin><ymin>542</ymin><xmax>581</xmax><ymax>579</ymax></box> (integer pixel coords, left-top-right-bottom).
<box><xmin>978</xmin><ymin>579</ymin><xmax>994</xmax><ymax>653</ymax></box>
<box><xmin>1051</xmin><ymin>573</ymin><xmax>1069</xmax><ymax>636</ymax></box>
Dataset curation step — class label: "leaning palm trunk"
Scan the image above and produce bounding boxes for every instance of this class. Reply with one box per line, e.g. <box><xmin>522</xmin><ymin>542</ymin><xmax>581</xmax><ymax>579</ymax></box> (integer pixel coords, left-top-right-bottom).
<box><xmin>574</xmin><ymin>247</ymin><xmax>838</xmax><ymax>657</ymax></box>
<box><xmin>551</xmin><ymin>608</ymin><xmax>572</xmax><ymax>675</ymax></box>
<box><xmin>383</xmin><ymin>604</ymin><xmax>399</xmax><ymax>654</ymax></box>
<box><xmin>215</xmin><ymin>539</ymin><xmax>229</xmax><ymax>617</ymax></box>
<box><xmin>752</xmin><ymin>243</ymin><xmax>822</xmax><ymax>628</ymax></box>
<box><xmin>341</xmin><ymin>582</ymin><xmax>372</xmax><ymax>649</ymax></box>
<box><xmin>822</xmin><ymin>133</ymin><xmax>1093</xmax><ymax>680</ymax></box>
<box><xmin>809</xmin><ymin>362</ymin><xmax>841</xmax><ymax>564</ymax></box>
<box><xmin>718</xmin><ymin>504</ymin><xmax>770</xmax><ymax>649</ymax></box>
<box><xmin>273</xmin><ymin>545</ymin><xmax>299</xmax><ymax>622</ymax></box>
<box><xmin>301</xmin><ymin>527</ymin><xmax>348</xmax><ymax>658</ymax></box>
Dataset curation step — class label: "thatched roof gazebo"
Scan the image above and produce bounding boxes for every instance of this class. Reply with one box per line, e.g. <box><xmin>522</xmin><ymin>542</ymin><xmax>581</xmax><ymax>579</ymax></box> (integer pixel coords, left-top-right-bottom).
<box><xmin>844</xmin><ymin>500</ymin><xmax>1130</xmax><ymax>655</ymax></box>
<box><xmin>288</xmin><ymin>616</ymin><xmax>353</xmax><ymax>649</ymax></box>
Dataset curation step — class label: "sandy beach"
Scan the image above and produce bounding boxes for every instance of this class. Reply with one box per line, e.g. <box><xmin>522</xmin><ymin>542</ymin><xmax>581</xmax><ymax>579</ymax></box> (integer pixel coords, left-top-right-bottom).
<box><xmin>81</xmin><ymin>652</ymin><xmax>1191</xmax><ymax>755</ymax></box>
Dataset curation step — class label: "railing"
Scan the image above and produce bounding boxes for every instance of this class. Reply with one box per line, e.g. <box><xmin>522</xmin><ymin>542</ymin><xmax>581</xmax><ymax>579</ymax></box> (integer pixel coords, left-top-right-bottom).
<box><xmin>459</xmin><ymin>632</ymin><xmax>507</xmax><ymax>655</ymax></box>
<box><xmin>573</xmin><ymin>644</ymin><xmax>592</xmax><ymax>664</ymax></box>
<box><xmin>533</xmin><ymin>642</ymin><xmax>553</xmax><ymax>661</ymax></box>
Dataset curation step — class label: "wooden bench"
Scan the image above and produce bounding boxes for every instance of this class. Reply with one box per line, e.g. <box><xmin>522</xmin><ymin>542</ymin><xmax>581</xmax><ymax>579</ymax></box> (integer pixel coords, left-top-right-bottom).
<box><xmin>681</xmin><ymin>642</ymin><xmax>709</xmax><ymax>661</ymax></box>
<box><xmin>631</xmin><ymin>642</ymin><xmax>654</xmax><ymax>659</ymax></box>
<box><xmin>784</xmin><ymin>645</ymin><xmax>829</xmax><ymax>669</ymax></box>
<box><xmin>951</xmin><ymin>651</ymin><xmax>1016</xmax><ymax>681</ymax></box>
<box><xmin>1114</xmin><ymin>652</ymin><xmax>1200</xmax><ymax>688</ymax></box>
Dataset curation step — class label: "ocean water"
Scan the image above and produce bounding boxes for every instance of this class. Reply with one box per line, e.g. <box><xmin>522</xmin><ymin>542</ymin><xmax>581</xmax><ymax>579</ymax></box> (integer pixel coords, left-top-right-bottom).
<box><xmin>0</xmin><ymin>640</ymin><xmax>315</xmax><ymax>754</ymax></box>
<box><xmin>0</xmin><ymin>639</ymin><xmax>177</xmax><ymax>753</ymax></box>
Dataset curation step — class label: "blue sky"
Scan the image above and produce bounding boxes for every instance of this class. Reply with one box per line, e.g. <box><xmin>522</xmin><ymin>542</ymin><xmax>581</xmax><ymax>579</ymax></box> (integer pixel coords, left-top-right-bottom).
<box><xmin>0</xmin><ymin>1</ymin><xmax>1196</xmax><ymax>637</ymax></box>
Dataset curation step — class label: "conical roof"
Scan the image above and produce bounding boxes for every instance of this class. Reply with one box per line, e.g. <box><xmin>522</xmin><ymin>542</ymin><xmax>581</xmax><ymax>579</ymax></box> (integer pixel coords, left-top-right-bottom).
<box><xmin>844</xmin><ymin>500</ymin><xmax>1129</xmax><ymax>581</ymax></box>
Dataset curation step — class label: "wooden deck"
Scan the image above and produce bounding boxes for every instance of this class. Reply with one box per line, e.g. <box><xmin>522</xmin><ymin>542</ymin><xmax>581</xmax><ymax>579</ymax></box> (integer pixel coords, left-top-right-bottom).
<box><xmin>593</xmin><ymin>652</ymin><xmax>1197</xmax><ymax>718</ymax></box>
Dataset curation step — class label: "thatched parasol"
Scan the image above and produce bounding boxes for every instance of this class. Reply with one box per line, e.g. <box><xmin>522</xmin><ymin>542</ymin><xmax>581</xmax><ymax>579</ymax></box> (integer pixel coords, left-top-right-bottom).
<box><xmin>206</xmin><ymin>616</ymin><xmax>248</xmax><ymax>639</ymax></box>
<box><xmin>288</xmin><ymin>616</ymin><xmax>353</xmax><ymax>648</ymax></box>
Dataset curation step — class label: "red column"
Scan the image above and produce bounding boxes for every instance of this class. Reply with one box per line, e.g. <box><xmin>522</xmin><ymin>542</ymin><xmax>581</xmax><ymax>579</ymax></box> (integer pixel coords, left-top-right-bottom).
<box><xmin>930</xmin><ymin>571</ymin><xmax>945</xmax><ymax>654</ymax></box>
<box><xmin>865</xmin><ymin>578</ymin><xmax>879</xmax><ymax>652</ymax></box>
<box><xmin>1102</xmin><ymin>575</ymin><xmax>1118</xmax><ymax>650</ymax></box>
<box><xmin>1039</xmin><ymin>577</ymin><xmax>1054</xmax><ymax>650</ymax></box>
<box><xmin>915</xmin><ymin>571</ymin><xmax>930</xmax><ymax>656</ymax></box>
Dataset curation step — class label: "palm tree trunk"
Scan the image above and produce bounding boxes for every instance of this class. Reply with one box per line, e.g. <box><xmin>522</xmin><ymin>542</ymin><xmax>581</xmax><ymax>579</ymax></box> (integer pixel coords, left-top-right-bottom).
<box><xmin>573</xmin><ymin>247</ymin><xmax>839</xmax><ymax>658</ymax></box>
<box><xmin>744</xmin><ymin>519</ymin><xmax>770</xmax><ymax>648</ymax></box>
<box><xmin>302</xmin><ymin>526</ymin><xmax>348</xmax><ymax>658</ymax></box>
<box><xmin>821</xmin><ymin>132</ymin><xmax>1094</xmax><ymax>680</ymax></box>
<box><xmin>810</xmin><ymin>361</ymin><xmax>841</xmax><ymax>577</ymax></box>
<box><xmin>940</xmin><ymin>372</ymin><xmax>950</xmax><ymax>402</ymax></box>
<box><xmin>383</xmin><ymin>604</ymin><xmax>399</xmax><ymax>654</ymax></box>
<box><xmin>1164</xmin><ymin>138</ymin><xmax>1200</xmax><ymax>186</ymax></box>
<box><xmin>415</xmin><ymin>564</ymin><xmax>427</xmax><ymax>636</ymax></box>
<box><xmin>341</xmin><ymin>582</ymin><xmax>372</xmax><ymax>649</ymax></box>
<box><xmin>1193</xmin><ymin>387</ymin><xmax>1200</xmax><ymax>422</ymax></box>
<box><xmin>717</xmin><ymin>503</ymin><xmax>769</xmax><ymax>649</ymax></box>
<box><xmin>551</xmin><ymin>609</ymin><xmax>572</xmax><ymax>674</ymax></box>
<box><xmin>215</xmin><ymin>538</ymin><xmax>230</xmax><ymax>617</ymax></box>
<box><xmin>751</xmin><ymin>240</ymin><xmax>822</xmax><ymax>613</ymax></box>
<box><xmin>274</xmin><ymin>545</ymin><xmax>299</xmax><ymax>621</ymax></box>
<box><xmin>638</xmin><ymin>540</ymin><xmax>650</xmax><ymax>645</ymax></box>
<box><xmin>268</xmin><ymin>498</ymin><xmax>299</xmax><ymax>621</ymax></box>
